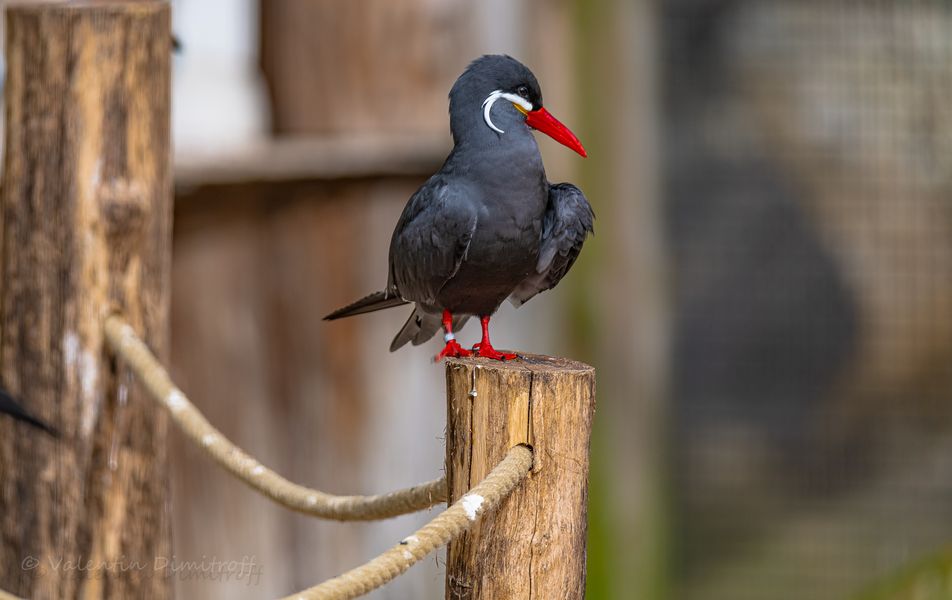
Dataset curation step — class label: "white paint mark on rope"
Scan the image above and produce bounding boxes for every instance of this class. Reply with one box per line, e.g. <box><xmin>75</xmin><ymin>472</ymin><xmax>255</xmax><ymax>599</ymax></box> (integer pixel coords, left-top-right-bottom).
<box><xmin>402</xmin><ymin>549</ymin><xmax>413</xmax><ymax>560</ymax></box>
<box><xmin>166</xmin><ymin>390</ymin><xmax>187</xmax><ymax>412</ymax></box>
<box><xmin>461</xmin><ymin>494</ymin><xmax>484</xmax><ymax>521</ymax></box>
<box><xmin>202</xmin><ymin>434</ymin><xmax>217</xmax><ymax>447</ymax></box>
<box><xmin>402</xmin><ymin>535</ymin><xmax>419</xmax><ymax>546</ymax></box>
<box><xmin>251</xmin><ymin>465</ymin><xmax>265</xmax><ymax>476</ymax></box>
<box><xmin>307</xmin><ymin>495</ymin><xmax>318</xmax><ymax>507</ymax></box>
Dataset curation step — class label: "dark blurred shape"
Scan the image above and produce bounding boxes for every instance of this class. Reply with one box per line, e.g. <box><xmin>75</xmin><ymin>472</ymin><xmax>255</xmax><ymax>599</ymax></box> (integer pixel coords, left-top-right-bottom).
<box><xmin>663</xmin><ymin>1</ymin><xmax>952</xmax><ymax>599</ymax></box>
<box><xmin>0</xmin><ymin>387</ymin><xmax>58</xmax><ymax>436</ymax></box>
<box><xmin>668</xmin><ymin>157</ymin><xmax>857</xmax><ymax>470</ymax></box>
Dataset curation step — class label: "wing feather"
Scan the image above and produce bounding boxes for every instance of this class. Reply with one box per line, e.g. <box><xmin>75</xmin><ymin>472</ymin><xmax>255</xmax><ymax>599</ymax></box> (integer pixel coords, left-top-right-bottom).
<box><xmin>388</xmin><ymin>177</ymin><xmax>478</xmax><ymax>306</ymax></box>
<box><xmin>510</xmin><ymin>183</ymin><xmax>594</xmax><ymax>306</ymax></box>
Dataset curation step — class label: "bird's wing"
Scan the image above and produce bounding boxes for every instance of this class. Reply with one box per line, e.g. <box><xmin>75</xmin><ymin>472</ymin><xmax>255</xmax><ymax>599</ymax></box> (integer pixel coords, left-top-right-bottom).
<box><xmin>388</xmin><ymin>178</ymin><xmax>479</xmax><ymax>305</ymax></box>
<box><xmin>510</xmin><ymin>183</ymin><xmax>594</xmax><ymax>306</ymax></box>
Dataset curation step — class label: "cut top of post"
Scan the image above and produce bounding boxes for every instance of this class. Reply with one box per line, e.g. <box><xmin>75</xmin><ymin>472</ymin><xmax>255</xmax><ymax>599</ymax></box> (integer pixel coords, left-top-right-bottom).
<box><xmin>445</xmin><ymin>353</ymin><xmax>595</xmax><ymax>477</ymax></box>
<box><xmin>447</xmin><ymin>353</ymin><xmax>594</xmax><ymax>373</ymax></box>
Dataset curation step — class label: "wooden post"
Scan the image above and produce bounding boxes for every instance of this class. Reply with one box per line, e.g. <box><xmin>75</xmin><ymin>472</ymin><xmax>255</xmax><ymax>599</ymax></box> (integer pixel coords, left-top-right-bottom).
<box><xmin>0</xmin><ymin>3</ymin><xmax>172</xmax><ymax>599</ymax></box>
<box><xmin>445</xmin><ymin>355</ymin><xmax>596</xmax><ymax>599</ymax></box>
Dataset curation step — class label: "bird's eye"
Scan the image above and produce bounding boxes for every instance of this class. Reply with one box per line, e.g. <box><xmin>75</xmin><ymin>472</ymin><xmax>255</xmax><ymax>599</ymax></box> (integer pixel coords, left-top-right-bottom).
<box><xmin>517</xmin><ymin>86</ymin><xmax>530</xmax><ymax>99</ymax></box>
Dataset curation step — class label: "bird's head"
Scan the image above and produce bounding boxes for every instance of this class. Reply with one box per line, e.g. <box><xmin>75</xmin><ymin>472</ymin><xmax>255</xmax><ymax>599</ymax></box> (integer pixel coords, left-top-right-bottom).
<box><xmin>449</xmin><ymin>55</ymin><xmax>587</xmax><ymax>158</ymax></box>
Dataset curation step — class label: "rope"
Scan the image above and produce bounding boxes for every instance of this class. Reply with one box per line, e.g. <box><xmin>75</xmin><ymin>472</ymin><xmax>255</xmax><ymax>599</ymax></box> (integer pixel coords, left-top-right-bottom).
<box><xmin>282</xmin><ymin>444</ymin><xmax>533</xmax><ymax>600</ymax></box>
<box><xmin>103</xmin><ymin>316</ymin><xmax>447</xmax><ymax>520</ymax></box>
<box><xmin>105</xmin><ymin>315</ymin><xmax>533</xmax><ymax>598</ymax></box>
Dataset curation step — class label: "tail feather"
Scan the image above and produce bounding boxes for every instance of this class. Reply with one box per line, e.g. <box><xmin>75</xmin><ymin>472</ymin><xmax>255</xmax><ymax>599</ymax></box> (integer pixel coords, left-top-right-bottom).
<box><xmin>324</xmin><ymin>291</ymin><xmax>409</xmax><ymax>321</ymax></box>
<box><xmin>390</xmin><ymin>307</ymin><xmax>469</xmax><ymax>352</ymax></box>
<box><xmin>390</xmin><ymin>308</ymin><xmax>427</xmax><ymax>352</ymax></box>
<box><xmin>0</xmin><ymin>388</ymin><xmax>58</xmax><ymax>436</ymax></box>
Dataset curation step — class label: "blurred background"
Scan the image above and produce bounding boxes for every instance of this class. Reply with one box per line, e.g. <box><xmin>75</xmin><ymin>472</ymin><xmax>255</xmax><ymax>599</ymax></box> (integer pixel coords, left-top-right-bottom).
<box><xmin>118</xmin><ymin>0</ymin><xmax>952</xmax><ymax>598</ymax></box>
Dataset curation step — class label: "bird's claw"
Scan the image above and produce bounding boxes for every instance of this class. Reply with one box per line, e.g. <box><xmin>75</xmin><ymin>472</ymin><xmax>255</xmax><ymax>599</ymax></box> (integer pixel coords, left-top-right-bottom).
<box><xmin>434</xmin><ymin>340</ymin><xmax>472</xmax><ymax>362</ymax></box>
<box><xmin>471</xmin><ymin>343</ymin><xmax>517</xmax><ymax>361</ymax></box>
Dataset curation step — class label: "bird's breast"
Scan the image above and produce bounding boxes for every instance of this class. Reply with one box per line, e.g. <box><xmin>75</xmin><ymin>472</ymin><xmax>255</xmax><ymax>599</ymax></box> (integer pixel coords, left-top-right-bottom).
<box><xmin>470</xmin><ymin>184</ymin><xmax>546</xmax><ymax>261</ymax></box>
<box><xmin>437</xmin><ymin>189</ymin><xmax>544</xmax><ymax>314</ymax></box>
<box><xmin>434</xmin><ymin>148</ymin><xmax>548</xmax><ymax>314</ymax></box>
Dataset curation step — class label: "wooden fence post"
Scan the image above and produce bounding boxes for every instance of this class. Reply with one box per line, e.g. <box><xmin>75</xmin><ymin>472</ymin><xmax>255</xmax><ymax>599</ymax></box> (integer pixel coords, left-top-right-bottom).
<box><xmin>445</xmin><ymin>354</ymin><xmax>596</xmax><ymax>599</ymax></box>
<box><xmin>0</xmin><ymin>2</ymin><xmax>172</xmax><ymax>599</ymax></box>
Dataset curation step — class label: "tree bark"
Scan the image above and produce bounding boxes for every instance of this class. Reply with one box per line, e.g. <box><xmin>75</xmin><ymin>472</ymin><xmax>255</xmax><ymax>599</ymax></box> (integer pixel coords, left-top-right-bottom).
<box><xmin>445</xmin><ymin>354</ymin><xmax>595</xmax><ymax>599</ymax></box>
<box><xmin>0</xmin><ymin>2</ymin><xmax>172</xmax><ymax>599</ymax></box>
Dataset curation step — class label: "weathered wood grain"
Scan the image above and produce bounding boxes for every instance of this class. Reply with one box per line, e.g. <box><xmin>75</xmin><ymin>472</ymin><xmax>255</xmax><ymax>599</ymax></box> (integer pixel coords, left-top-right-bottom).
<box><xmin>0</xmin><ymin>2</ymin><xmax>172</xmax><ymax>599</ymax></box>
<box><xmin>445</xmin><ymin>354</ymin><xmax>595</xmax><ymax>599</ymax></box>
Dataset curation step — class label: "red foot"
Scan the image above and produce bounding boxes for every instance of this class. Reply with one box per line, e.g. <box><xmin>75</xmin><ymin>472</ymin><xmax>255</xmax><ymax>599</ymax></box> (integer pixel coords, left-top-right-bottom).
<box><xmin>435</xmin><ymin>309</ymin><xmax>473</xmax><ymax>361</ymax></box>
<box><xmin>471</xmin><ymin>342</ymin><xmax>517</xmax><ymax>361</ymax></box>
<box><xmin>471</xmin><ymin>315</ymin><xmax>517</xmax><ymax>360</ymax></box>
<box><xmin>434</xmin><ymin>339</ymin><xmax>472</xmax><ymax>362</ymax></box>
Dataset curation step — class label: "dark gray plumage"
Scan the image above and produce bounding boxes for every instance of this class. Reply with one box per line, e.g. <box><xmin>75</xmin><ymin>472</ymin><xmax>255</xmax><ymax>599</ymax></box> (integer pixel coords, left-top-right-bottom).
<box><xmin>510</xmin><ymin>183</ymin><xmax>594</xmax><ymax>307</ymax></box>
<box><xmin>325</xmin><ymin>55</ymin><xmax>593</xmax><ymax>357</ymax></box>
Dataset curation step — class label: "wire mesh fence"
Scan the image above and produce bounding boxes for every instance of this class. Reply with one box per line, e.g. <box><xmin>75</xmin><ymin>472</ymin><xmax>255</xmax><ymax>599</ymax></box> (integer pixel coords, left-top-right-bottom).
<box><xmin>662</xmin><ymin>2</ymin><xmax>952</xmax><ymax>599</ymax></box>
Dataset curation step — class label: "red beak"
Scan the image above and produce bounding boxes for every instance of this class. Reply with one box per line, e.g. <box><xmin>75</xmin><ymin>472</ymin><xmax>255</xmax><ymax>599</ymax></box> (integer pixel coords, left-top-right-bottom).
<box><xmin>525</xmin><ymin>107</ymin><xmax>587</xmax><ymax>158</ymax></box>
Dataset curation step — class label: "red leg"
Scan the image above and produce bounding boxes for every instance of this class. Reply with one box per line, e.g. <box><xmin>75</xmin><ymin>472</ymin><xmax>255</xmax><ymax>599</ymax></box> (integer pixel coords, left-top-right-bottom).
<box><xmin>471</xmin><ymin>316</ymin><xmax>517</xmax><ymax>361</ymax></box>
<box><xmin>434</xmin><ymin>309</ymin><xmax>472</xmax><ymax>362</ymax></box>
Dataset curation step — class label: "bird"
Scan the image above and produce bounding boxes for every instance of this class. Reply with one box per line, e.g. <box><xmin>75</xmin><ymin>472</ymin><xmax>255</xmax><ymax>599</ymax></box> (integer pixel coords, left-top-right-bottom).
<box><xmin>0</xmin><ymin>387</ymin><xmax>57</xmax><ymax>435</ymax></box>
<box><xmin>324</xmin><ymin>55</ymin><xmax>593</xmax><ymax>361</ymax></box>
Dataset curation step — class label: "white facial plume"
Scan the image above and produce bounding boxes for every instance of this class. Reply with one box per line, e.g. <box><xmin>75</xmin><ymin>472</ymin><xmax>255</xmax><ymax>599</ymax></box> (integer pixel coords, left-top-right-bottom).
<box><xmin>481</xmin><ymin>90</ymin><xmax>533</xmax><ymax>134</ymax></box>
